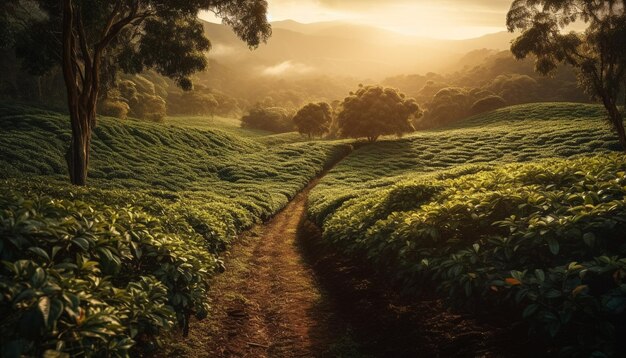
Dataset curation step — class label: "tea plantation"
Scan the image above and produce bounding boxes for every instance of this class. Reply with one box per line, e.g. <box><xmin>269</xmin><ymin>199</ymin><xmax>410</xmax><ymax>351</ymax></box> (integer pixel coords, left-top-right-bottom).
<box><xmin>309</xmin><ymin>103</ymin><xmax>626</xmax><ymax>356</ymax></box>
<box><xmin>0</xmin><ymin>102</ymin><xmax>350</xmax><ymax>356</ymax></box>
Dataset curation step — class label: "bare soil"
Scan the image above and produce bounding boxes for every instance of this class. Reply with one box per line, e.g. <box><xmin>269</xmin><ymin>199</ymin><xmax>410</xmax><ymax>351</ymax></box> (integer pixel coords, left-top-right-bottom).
<box><xmin>165</xmin><ymin>174</ymin><xmax>538</xmax><ymax>358</ymax></box>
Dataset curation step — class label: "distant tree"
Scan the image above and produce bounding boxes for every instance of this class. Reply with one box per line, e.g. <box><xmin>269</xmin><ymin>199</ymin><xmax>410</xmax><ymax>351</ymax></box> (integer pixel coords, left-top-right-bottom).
<box><xmin>487</xmin><ymin>74</ymin><xmax>540</xmax><ymax>104</ymax></box>
<box><xmin>337</xmin><ymin>85</ymin><xmax>419</xmax><ymax>142</ymax></box>
<box><xmin>168</xmin><ymin>87</ymin><xmax>219</xmax><ymax>117</ymax></box>
<box><xmin>3</xmin><ymin>0</ymin><xmax>271</xmax><ymax>185</ymax></box>
<box><xmin>97</xmin><ymin>96</ymin><xmax>130</xmax><ymax>120</ymax></box>
<box><xmin>470</xmin><ymin>95</ymin><xmax>507</xmax><ymax>115</ymax></box>
<box><xmin>421</xmin><ymin>87</ymin><xmax>473</xmax><ymax>127</ymax></box>
<box><xmin>241</xmin><ymin>106</ymin><xmax>294</xmax><ymax>133</ymax></box>
<box><xmin>292</xmin><ymin>102</ymin><xmax>332</xmax><ymax>139</ymax></box>
<box><xmin>507</xmin><ymin>0</ymin><xmax>626</xmax><ymax>150</ymax></box>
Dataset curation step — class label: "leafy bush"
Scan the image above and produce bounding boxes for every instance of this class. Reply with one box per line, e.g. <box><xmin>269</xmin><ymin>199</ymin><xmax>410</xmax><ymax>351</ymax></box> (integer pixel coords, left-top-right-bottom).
<box><xmin>97</xmin><ymin>98</ymin><xmax>130</xmax><ymax>120</ymax></box>
<box><xmin>470</xmin><ymin>95</ymin><xmax>506</xmax><ymax>115</ymax></box>
<box><xmin>309</xmin><ymin>103</ymin><xmax>625</xmax><ymax>356</ymax></box>
<box><xmin>0</xmin><ymin>189</ymin><xmax>215</xmax><ymax>357</ymax></box>
<box><xmin>314</xmin><ymin>153</ymin><xmax>626</xmax><ymax>356</ymax></box>
<box><xmin>293</xmin><ymin>102</ymin><xmax>332</xmax><ymax>138</ymax></box>
<box><xmin>418</xmin><ymin>87</ymin><xmax>504</xmax><ymax>128</ymax></box>
<box><xmin>337</xmin><ymin>85</ymin><xmax>419</xmax><ymax>142</ymax></box>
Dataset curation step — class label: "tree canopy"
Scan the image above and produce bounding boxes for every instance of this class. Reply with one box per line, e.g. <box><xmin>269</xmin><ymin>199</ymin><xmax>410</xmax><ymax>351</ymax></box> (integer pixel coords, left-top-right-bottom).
<box><xmin>337</xmin><ymin>85</ymin><xmax>419</xmax><ymax>142</ymax></box>
<box><xmin>292</xmin><ymin>102</ymin><xmax>332</xmax><ymax>138</ymax></box>
<box><xmin>507</xmin><ymin>0</ymin><xmax>626</xmax><ymax>149</ymax></box>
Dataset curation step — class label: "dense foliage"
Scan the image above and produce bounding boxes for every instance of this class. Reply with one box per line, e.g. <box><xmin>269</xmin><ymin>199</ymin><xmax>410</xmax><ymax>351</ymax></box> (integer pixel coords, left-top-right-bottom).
<box><xmin>292</xmin><ymin>102</ymin><xmax>333</xmax><ymax>138</ymax></box>
<box><xmin>309</xmin><ymin>102</ymin><xmax>625</xmax><ymax>356</ymax></box>
<box><xmin>2</xmin><ymin>0</ymin><xmax>272</xmax><ymax>185</ymax></box>
<box><xmin>0</xmin><ymin>187</ymin><xmax>215</xmax><ymax>357</ymax></box>
<box><xmin>0</xmin><ymin>102</ymin><xmax>351</xmax><ymax>356</ymax></box>
<box><xmin>384</xmin><ymin>51</ymin><xmax>591</xmax><ymax>128</ymax></box>
<box><xmin>417</xmin><ymin>87</ymin><xmax>504</xmax><ymax>128</ymax></box>
<box><xmin>337</xmin><ymin>85</ymin><xmax>419</xmax><ymax>142</ymax></box>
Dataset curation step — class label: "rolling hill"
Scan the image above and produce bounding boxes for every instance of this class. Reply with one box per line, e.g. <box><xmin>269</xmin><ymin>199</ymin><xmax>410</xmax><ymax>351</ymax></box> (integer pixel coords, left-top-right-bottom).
<box><xmin>0</xmin><ymin>102</ymin><xmax>352</xmax><ymax>356</ymax></box>
<box><xmin>201</xmin><ymin>20</ymin><xmax>516</xmax><ymax>80</ymax></box>
<box><xmin>307</xmin><ymin>102</ymin><xmax>626</xmax><ymax>355</ymax></box>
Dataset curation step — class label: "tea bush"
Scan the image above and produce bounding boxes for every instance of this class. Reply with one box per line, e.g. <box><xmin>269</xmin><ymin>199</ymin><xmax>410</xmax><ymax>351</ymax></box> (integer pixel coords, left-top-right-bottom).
<box><xmin>310</xmin><ymin>103</ymin><xmax>626</xmax><ymax>356</ymax></box>
<box><xmin>0</xmin><ymin>102</ymin><xmax>351</xmax><ymax>356</ymax></box>
<box><xmin>0</xmin><ymin>189</ymin><xmax>214</xmax><ymax>356</ymax></box>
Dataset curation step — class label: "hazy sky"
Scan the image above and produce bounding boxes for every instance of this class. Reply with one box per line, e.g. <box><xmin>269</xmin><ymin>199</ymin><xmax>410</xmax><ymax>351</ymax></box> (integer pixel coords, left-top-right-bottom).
<box><xmin>202</xmin><ymin>0</ymin><xmax>513</xmax><ymax>39</ymax></box>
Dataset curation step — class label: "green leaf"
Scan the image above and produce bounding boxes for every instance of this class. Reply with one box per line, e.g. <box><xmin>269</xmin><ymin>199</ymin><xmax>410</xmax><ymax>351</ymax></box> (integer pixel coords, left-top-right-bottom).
<box><xmin>43</xmin><ymin>350</ymin><xmax>69</xmax><ymax>358</ymax></box>
<box><xmin>548</xmin><ymin>322</ymin><xmax>561</xmax><ymax>338</ymax></box>
<box><xmin>72</xmin><ymin>237</ymin><xmax>90</xmax><ymax>251</ymax></box>
<box><xmin>546</xmin><ymin>238</ymin><xmax>559</xmax><ymax>255</ymax></box>
<box><xmin>545</xmin><ymin>289</ymin><xmax>562</xmax><ymax>299</ymax></box>
<box><xmin>28</xmin><ymin>247</ymin><xmax>50</xmax><ymax>261</ymax></box>
<box><xmin>583</xmin><ymin>232</ymin><xmax>596</xmax><ymax>247</ymax></box>
<box><xmin>31</xmin><ymin>267</ymin><xmax>46</xmax><ymax>287</ymax></box>
<box><xmin>522</xmin><ymin>303</ymin><xmax>539</xmax><ymax>318</ymax></box>
<box><xmin>534</xmin><ymin>269</ymin><xmax>545</xmax><ymax>282</ymax></box>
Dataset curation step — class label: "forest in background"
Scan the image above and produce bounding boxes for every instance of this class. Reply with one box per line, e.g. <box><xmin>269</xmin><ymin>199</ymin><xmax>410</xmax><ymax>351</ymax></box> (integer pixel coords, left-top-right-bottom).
<box><xmin>0</xmin><ymin>20</ymin><xmax>591</xmax><ymax>130</ymax></box>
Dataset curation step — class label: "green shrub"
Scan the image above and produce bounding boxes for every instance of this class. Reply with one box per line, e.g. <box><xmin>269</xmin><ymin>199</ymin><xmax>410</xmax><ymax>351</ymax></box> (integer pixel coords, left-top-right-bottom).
<box><xmin>0</xmin><ymin>190</ymin><xmax>215</xmax><ymax>356</ymax></box>
<box><xmin>314</xmin><ymin>154</ymin><xmax>626</xmax><ymax>356</ymax></box>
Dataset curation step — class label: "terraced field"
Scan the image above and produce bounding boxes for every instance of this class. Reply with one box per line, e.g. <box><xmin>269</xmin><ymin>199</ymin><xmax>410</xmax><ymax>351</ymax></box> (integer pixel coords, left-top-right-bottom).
<box><xmin>309</xmin><ymin>103</ymin><xmax>617</xmax><ymax>223</ymax></box>
<box><xmin>3</xmin><ymin>101</ymin><xmax>626</xmax><ymax>357</ymax></box>
<box><xmin>0</xmin><ymin>102</ymin><xmax>350</xmax><ymax>357</ymax></box>
<box><xmin>308</xmin><ymin>103</ymin><xmax>626</xmax><ymax>356</ymax></box>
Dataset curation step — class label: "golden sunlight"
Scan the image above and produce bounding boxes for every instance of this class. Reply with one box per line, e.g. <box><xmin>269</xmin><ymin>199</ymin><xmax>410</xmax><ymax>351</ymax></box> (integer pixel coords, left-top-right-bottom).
<box><xmin>201</xmin><ymin>0</ymin><xmax>512</xmax><ymax>39</ymax></box>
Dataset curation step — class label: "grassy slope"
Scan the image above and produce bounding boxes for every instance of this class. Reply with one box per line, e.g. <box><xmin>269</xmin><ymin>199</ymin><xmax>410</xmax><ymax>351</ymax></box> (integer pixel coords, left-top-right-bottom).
<box><xmin>308</xmin><ymin>102</ymin><xmax>626</xmax><ymax>354</ymax></box>
<box><xmin>0</xmin><ymin>102</ymin><xmax>351</xmax><ymax>355</ymax></box>
<box><xmin>165</xmin><ymin>114</ymin><xmax>307</xmax><ymax>145</ymax></box>
<box><xmin>0</xmin><ymin>101</ymin><xmax>354</xmax><ymax>246</ymax></box>
<box><xmin>309</xmin><ymin>103</ymin><xmax>618</xmax><ymax>222</ymax></box>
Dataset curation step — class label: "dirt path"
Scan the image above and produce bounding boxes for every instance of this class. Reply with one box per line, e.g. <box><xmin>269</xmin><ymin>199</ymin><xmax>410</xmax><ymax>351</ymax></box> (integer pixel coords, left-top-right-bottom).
<box><xmin>167</xmin><ymin>174</ymin><xmax>536</xmax><ymax>358</ymax></box>
<box><xmin>169</xmin><ymin>177</ymin><xmax>342</xmax><ymax>357</ymax></box>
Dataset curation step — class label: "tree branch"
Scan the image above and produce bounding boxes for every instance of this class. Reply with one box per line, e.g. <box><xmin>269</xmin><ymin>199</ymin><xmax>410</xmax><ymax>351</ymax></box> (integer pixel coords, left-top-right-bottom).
<box><xmin>76</xmin><ymin>9</ymin><xmax>92</xmax><ymax>70</ymax></box>
<box><xmin>61</xmin><ymin>0</ymin><xmax>79</xmax><ymax>105</ymax></box>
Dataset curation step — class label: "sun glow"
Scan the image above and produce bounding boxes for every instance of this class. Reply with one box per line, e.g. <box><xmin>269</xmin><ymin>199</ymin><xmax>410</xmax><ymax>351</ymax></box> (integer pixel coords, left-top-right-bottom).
<box><xmin>201</xmin><ymin>0</ymin><xmax>512</xmax><ymax>40</ymax></box>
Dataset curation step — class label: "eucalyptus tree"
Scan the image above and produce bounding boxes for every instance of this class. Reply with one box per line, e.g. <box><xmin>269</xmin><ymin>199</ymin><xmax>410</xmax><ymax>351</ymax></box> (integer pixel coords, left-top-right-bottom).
<box><xmin>3</xmin><ymin>0</ymin><xmax>271</xmax><ymax>184</ymax></box>
<box><xmin>507</xmin><ymin>0</ymin><xmax>626</xmax><ymax>149</ymax></box>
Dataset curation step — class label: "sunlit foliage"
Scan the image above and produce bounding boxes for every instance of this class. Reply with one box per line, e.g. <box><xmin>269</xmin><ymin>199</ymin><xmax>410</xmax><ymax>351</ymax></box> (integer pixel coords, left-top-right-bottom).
<box><xmin>240</xmin><ymin>105</ymin><xmax>295</xmax><ymax>133</ymax></box>
<box><xmin>337</xmin><ymin>85</ymin><xmax>419</xmax><ymax>142</ymax></box>
<box><xmin>293</xmin><ymin>102</ymin><xmax>333</xmax><ymax>139</ymax></box>
<box><xmin>309</xmin><ymin>102</ymin><xmax>623</xmax><ymax>355</ymax></box>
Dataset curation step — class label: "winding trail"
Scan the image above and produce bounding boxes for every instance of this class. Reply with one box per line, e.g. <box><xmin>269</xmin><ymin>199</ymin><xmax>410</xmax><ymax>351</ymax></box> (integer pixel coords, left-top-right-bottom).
<box><xmin>172</xmin><ymin>177</ymin><xmax>339</xmax><ymax>357</ymax></box>
<box><xmin>168</xmin><ymin>170</ymin><xmax>535</xmax><ymax>357</ymax></box>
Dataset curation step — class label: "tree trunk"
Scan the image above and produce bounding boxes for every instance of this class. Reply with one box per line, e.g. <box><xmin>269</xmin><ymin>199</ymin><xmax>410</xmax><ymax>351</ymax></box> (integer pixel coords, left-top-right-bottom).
<box><xmin>601</xmin><ymin>95</ymin><xmax>626</xmax><ymax>151</ymax></box>
<box><xmin>613</xmin><ymin>113</ymin><xmax>626</xmax><ymax>151</ymax></box>
<box><xmin>60</xmin><ymin>0</ymin><xmax>100</xmax><ymax>185</ymax></box>
<box><xmin>65</xmin><ymin>106</ymin><xmax>93</xmax><ymax>185</ymax></box>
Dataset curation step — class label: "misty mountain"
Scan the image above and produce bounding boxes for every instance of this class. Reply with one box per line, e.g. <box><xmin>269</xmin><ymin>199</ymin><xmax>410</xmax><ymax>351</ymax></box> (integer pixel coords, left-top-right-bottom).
<box><xmin>202</xmin><ymin>20</ymin><xmax>516</xmax><ymax>80</ymax></box>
